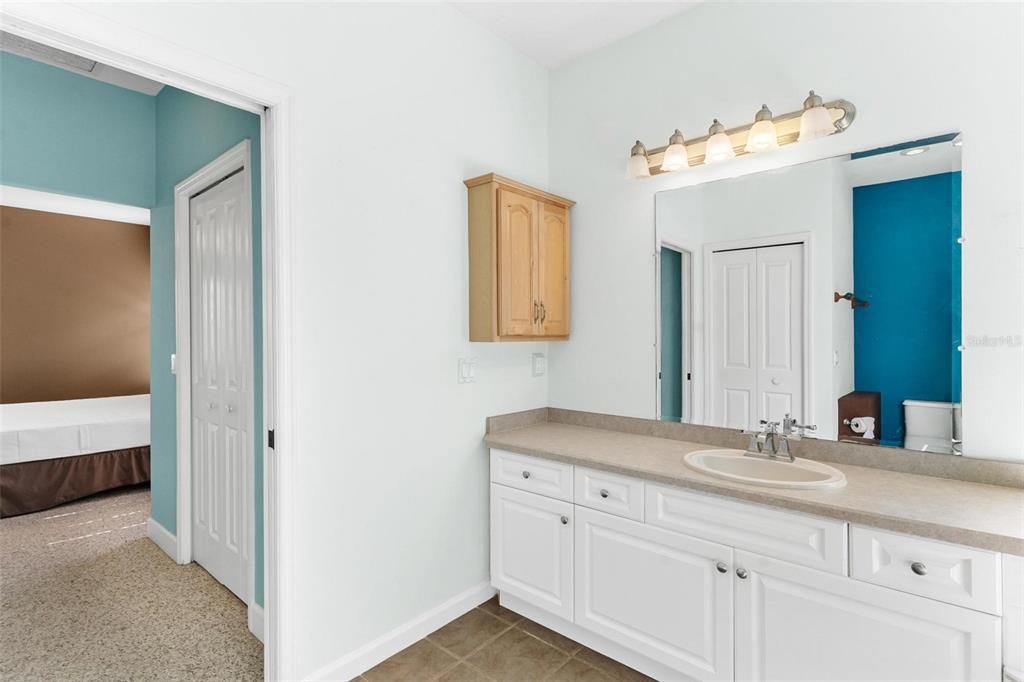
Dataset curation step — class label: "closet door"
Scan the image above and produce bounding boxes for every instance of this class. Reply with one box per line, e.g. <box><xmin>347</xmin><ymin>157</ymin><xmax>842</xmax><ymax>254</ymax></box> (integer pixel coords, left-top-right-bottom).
<box><xmin>709</xmin><ymin>248</ymin><xmax>757</xmax><ymax>429</ymax></box>
<box><xmin>755</xmin><ymin>244</ymin><xmax>803</xmax><ymax>424</ymax></box>
<box><xmin>537</xmin><ymin>202</ymin><xmax>570</xmax><ymax>337</ymax></box>
<box><xmin>497</xmin><ymin>189</ymin><xmax>538</xmax><ymax>336</ymax></box>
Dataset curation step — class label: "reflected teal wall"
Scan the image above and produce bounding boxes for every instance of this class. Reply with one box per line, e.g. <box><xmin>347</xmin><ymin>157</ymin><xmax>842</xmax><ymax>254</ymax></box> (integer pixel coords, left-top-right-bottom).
<box><xmin>853</xmin><ymin>172</ymin><xmax>961</xmax><ymax>446</ymax></box>
<box><xmin>660</xmin><ymin>249</ymin><xmax>682</xmax><ymax>422</ymax></box>
<box><xmin>0</xmin><ymin>52</ymin><xmax>154</xmax><ymax>206</ymax></box>
<box><xmin>154</xmin><ymin>87</ymin><xmax>263</xmax><ymax>605</ymax></box>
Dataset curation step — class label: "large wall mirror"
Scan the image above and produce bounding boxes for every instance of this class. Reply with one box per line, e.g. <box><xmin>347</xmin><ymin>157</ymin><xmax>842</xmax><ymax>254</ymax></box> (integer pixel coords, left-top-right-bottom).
<box><xmin>655</xmin><ymin>134</ymin><xmax>963</xmax><ymax>455</ymax></box>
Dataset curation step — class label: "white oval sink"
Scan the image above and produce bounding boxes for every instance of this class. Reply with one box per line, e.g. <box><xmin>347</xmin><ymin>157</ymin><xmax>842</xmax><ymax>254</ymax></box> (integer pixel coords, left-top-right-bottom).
<box><xmin>684</xmin><ymin>449</ymin><xmax>846</xmax><ymax>490</ymax></box>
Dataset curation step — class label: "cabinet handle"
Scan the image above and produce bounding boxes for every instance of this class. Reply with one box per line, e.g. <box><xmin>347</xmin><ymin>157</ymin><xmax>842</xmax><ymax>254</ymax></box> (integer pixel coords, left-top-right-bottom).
<box><xmin>599</xmin><ymin>489</ymin><xmax>610</xmax><ymax>499</ymax></box>
<box><xmin>736</xmin><ymin>567</ymin><xmax>749</xmax><ymax>580</ymax></box>
<box><xmin>716</xmin><ymin>561</ymin><xmax>728</xmax><ymax>574</ymax></box>
<box><xmin>910</xmin><ymin>562</ymin><xmax>927</xmax><ymax>576</ymax></box>
<box><xmin>560</xmin><ymin>515</ymin><xmax>569</xmax><ymax>525</ymax></box>
<box><xmin>522</xmin><ymin>471</ymin><xmax>531</xmax><ymax>479</ymax></box>
<box><xmin>540</xmin><ymin>302</ymin><xmax>547</xmax><ymax>323</ymax></box>
<box><xmin>533</xmin><ymin>301</ymin><xmax>540</xmax><ymax>323</ymax></box>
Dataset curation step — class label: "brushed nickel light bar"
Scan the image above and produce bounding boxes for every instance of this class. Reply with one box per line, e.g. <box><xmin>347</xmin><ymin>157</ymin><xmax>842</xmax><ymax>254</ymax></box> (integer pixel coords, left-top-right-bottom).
<box><xmin>626</xmin><ymin>92</ymin><xmax>857</xmax><ymax>178</ymax></box>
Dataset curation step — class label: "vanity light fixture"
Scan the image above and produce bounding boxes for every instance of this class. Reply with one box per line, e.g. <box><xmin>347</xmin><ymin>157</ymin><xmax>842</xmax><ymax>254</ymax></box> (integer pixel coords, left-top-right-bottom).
<box><xmin>625</xmin><ymin>91</ymin><xmax>856</xmax><ymax>177</ymax></box>
<box><xmin>626</xmin><ymin>140</ymin><xmax>651</xmax><ymax>179</ymax></box>
<box><xmin>660</xmin><ymin>129</ymin><xmax>689</xmax><ymax>172</ymax></box>
<box><xmin>900</xmin><ymin>146</ymin><xmax>930</xmax><ymax>156</ymax></box>
<box><xmin>744</xmin><ymin>104</ymin><xmax>779</xmax><ymax>153</ymax></box>
<box><xmin>703</xmin><ymin>119</ymin><xmax>736</xmax><ymax>164</ymax></box>
<box><xmin>798</xmin><ymin>90</ymin><xmax>836</xmax><ymax>142</ymax></box>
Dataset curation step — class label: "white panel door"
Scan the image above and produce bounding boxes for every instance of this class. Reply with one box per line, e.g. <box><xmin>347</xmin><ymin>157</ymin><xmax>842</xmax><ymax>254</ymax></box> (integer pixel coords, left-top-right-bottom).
<box><xmin>755</xmin><ymin>244</ymin><xmax>803</xmax><ymax>424</ymax></box>
<box><xmin>575</xmin><ymin>507</ymin><xmax>733</xmax><ymax>681</ymax></box>
<box><xmin>190</xmin><ymin>170</ymin><xmax>252</xmax><ymax>602</ymax></box>
<box><xmin>491</xmin><ymin>484</ymin><xmax>574</xmax><ymax>620</ymax></box>
<box><xmin>709</xmin><ymin>249</ymin><xmax>757</xmax><ymax>429</ymax></box>
<box><xmin>734</xmin><ymin>550</ymin><xmax>1001</xmax><ymax>681</ymax></box>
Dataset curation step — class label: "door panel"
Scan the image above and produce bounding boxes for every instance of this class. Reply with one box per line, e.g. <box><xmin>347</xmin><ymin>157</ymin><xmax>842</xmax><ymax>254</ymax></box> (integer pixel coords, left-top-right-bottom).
<box><xmin>734</xmin><ymin>550</ymin><xmax>1000</xmax><ymax>681</ymax></box>
<box><xmin>710</xmin><ymin>250</ymin><xmax>756</xmax><ymax>428</ymax></box>
<box><xmin>491</xmin><ymin>484</ymin><xmax>573</xmax><ymax>620</ymax></box>
<box><xmin>756</xmin><ymin>245</ymin><xmax>803</xmax><ymax>424</ymax></box>
<box><xmin>190</xmin><ymin>170</ymin><xmax>252</xmax><ymax>602</ymax></box>
<box><xmin>575</xmin><ymin>507</ymin><xmax>734</xmax><ymax>681</ymax></box>
<box><xmin>497</xmin><ymin>189</ymin><xmax>538</xmax><ymax>336</ymax></box>
<box><xmin>538</xmin><ymin>203</ymin><xmax>569</xmax><ymax>336</ymax></box>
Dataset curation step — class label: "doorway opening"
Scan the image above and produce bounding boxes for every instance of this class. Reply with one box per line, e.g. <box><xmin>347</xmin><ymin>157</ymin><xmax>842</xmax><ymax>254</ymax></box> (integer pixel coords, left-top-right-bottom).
<box><xmin>657</xmin><ymin>243</ymin><xmax>693</xmax><ymax>423</ymax></box>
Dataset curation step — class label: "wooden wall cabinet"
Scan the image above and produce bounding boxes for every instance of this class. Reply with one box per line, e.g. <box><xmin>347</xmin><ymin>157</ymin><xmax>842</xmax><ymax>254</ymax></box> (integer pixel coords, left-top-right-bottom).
<box><xmin>465</xmin><ymin>173</ymin><xmax>574</xmax><ymax>341</ymax></box>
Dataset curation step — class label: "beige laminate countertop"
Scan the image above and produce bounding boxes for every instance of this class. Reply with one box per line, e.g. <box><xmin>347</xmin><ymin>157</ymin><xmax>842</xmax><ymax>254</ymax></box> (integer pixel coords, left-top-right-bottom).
<box><xmin>485</xmin><ymin>422</ymin><xmax>1024</xmax><ymax>556</ymax></box>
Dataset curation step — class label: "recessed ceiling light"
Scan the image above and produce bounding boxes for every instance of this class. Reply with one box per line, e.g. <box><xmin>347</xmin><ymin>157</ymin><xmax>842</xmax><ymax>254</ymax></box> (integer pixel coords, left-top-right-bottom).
<box><xmin>900</xmin><ymin>146</ymin><xmax>929</xmax><ymax>156</ymax></box>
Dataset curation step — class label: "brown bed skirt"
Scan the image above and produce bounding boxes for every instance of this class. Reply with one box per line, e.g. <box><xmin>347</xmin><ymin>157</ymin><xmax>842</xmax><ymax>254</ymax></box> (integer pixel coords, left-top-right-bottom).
<box><xmin>0</xmin><ymin>446</ymin><xmax>150</xmax><ymax>517</ymax></box>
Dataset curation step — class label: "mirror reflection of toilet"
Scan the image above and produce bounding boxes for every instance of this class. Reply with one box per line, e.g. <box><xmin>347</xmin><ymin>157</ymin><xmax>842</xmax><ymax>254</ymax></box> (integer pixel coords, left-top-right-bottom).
<box><xmin>903</xmin><ymin>400</ymin><xmax>960</xmax><ymax>454</ymax></box>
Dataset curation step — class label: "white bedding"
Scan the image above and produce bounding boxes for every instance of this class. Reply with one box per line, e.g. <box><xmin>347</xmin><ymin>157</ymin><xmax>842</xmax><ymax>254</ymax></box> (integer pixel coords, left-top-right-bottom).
<box><xmin>0</xmin><ymin>395</ymin><xmax>150</xmax><ymax>466</ymax></box>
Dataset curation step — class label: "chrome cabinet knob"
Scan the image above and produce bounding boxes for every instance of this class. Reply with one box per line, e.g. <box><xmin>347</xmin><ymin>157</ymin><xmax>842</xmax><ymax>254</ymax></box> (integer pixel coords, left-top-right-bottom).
<box><xmin>599</xmin><ymin>489</ymin><xmax>610</xmax><ymax>499</ymax></box>
<box><xmin>227</xmin><ymin>404</ymin><xmax>235</xmax><ymax>414</ymax></box>
<box><xmin>910</xmin><ymin>562</ymin><xmax>928</xmax><ymax>576</ymax></box>
<box><xmin>522</xmin><ymin>471</ymin><xmax>531</xmax><ymax>479</ymax></box>
<box><xmin>560</xmin><ymin>515</ymin><xmax>569</xmax><ymax>525</ymax></box>
<box><xmin>716</xmin><ymin>561</ymin><xmax>728</xmax><ymax>574</ymax></box>
<box><xmin>736</xmin><ymin>567</ymin><xmax>749</xmax><ymax>580</ymax></box>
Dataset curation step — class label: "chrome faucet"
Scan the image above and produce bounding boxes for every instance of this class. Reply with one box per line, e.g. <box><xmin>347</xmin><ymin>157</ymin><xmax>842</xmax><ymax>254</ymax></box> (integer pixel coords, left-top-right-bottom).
<box><xmin>743</xmin><ymin>414</ymin><xmax>816</xmax><ymax>462</ymax></box>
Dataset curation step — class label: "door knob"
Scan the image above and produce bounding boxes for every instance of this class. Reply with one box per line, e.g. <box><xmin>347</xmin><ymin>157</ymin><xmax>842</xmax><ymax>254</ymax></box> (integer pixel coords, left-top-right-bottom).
<box><xmin>770</xmin><ymin>377</ymin><xmax>781</xmax><ymax>386</ymax></box>
<box><xmin>227</xmin><ymin>404</ymin><xmax>235</xmax><ymax>414</ymax></box>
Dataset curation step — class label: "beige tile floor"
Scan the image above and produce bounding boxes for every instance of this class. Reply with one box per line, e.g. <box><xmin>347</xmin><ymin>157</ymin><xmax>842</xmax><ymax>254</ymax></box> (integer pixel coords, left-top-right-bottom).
<box><xmin>358</xmin><ymin>597</ymin><xmax>654</xmax><ymax>682</ymax></box>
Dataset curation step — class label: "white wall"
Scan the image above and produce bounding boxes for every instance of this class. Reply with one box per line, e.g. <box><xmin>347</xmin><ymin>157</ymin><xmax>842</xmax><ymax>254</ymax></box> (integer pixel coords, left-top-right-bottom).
<box><xmin>548</xmin><ymin>2</ymin><xmax>1023</xmax><ymax>460</ymax></box>
<box><xmin>22</xmin><ymin>2</ymin><xmax>553</xmax><ymax>677</ymax></box>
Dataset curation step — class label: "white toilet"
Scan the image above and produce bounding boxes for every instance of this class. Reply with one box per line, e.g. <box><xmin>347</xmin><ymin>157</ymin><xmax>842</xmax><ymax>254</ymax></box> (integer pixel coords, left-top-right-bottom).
<box><xmin>903</xmin><ymin>400</ymin><xmax>960</xmax><ymax>454</ymax></box>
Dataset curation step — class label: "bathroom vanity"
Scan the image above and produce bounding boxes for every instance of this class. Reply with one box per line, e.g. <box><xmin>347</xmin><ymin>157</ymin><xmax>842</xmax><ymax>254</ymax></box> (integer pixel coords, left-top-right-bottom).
<box><xmin>485</xmin><ymin>412</ymin><xmax>1024</xmax><ymax>682</ymax></box>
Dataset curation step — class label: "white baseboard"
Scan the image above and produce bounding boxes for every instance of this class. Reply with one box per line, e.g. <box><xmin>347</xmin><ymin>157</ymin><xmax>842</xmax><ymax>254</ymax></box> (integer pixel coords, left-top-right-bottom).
<box><xmin>248</xmin><ymin>603</ymin><xmax>265</xmax><ymax>643</ymax></box>
<box><xmin>308</xmin><ymin>581</ymin><xmax>496</xmax><ymax>681</ymax></box>
<box><xmin>146</xmin><ymin>517</ymin><xmax>177</xmax><ymax>560</ymax></box>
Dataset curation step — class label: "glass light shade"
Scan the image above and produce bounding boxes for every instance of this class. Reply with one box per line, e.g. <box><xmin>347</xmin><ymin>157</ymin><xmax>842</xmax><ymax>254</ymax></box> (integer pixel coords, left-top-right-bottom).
<box><xmin>704</xmin><ymin>131</ymin><xmax>736</xmax><ymax>164</ymax></box>
<box><xmin>798</xmin><ymin>105</ymin><xmax>835</xmax><ymax>141</ymax></box>
<box><xmin>745</xmin><ymin>119</ymin><xmax>779</xmax><ymax>153</ymax></box>
<box><xmin>660</xmin><ymin>143</ymin><xmax>689</xmax><ymax>172</ymax></box>
<box><xmin>626</xmin><ymin>152</ymin><xmax>651</xmax><ymax>179</ymax></box>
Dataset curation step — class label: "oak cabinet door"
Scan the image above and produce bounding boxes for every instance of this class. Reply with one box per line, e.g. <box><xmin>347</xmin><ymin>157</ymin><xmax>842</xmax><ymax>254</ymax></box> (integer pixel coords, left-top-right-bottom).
<box><xmin>538</xmin><ymin>202</ymin><xmax>569</xmax><ymax>336</ymax></box>
<box><xmin>575</xmin><ymin>507</ymin><xmax>734</xmax><ymax>681</ymax></box>
<box><xmin>491</xmin><ymin>484</ymin><xmax>574</xmax><ymax>620</ymax></box>
<box><xmin>734</xmin><ymin>550</ymin><xmax>1001</xmax><ymax>681</ymax></box>
<box><xmin>497</xmin><ymin>189</ymin><xmax>538</xmax><ymax>337</ymax></box>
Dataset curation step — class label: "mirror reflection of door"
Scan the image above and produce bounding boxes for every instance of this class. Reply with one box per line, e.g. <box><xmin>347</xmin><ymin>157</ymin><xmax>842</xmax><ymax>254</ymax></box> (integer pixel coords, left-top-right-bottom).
<box><xmin>659</xmin><ymin>245</ymin><xmax>692</xmax><ymax>423</ymax></box>
<box><xmin>708</xmin><ymin>243</ymin><xmax>804</xmax><ymax>430</ymax></box>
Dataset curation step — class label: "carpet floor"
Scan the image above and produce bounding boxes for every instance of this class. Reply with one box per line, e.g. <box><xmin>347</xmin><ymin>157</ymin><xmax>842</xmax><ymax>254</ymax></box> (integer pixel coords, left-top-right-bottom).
<box><xmin>0</xmin><ymin>486</ymin><xmax>263</xmax><ymax>681</ymax></box>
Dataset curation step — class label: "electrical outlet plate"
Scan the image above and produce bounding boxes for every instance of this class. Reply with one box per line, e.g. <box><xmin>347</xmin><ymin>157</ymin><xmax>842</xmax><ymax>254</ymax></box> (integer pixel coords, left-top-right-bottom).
<box><xmin>532</xmin><ymin>353</ymin><xmax>547</xmax><ymax>377</ymax></box>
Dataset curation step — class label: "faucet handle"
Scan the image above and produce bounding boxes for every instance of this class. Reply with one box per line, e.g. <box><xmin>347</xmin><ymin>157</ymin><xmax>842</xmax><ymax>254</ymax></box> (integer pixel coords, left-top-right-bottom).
<box><xmin>783</xmin><ymin>413</ymin><xmax>816</xmax><ymax>437</ymax></box>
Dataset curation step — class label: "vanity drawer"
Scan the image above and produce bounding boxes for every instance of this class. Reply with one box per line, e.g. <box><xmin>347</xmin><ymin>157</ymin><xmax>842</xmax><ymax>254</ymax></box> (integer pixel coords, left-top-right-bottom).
<box><xmin>646</xmin><ymin>483</ymin><xmax>847</xmax><ymax>574</ymax></box>
<box><xmin>573</xmin><ymin>467</ymin><xmax>644</xmax><ymax>521</ymax></box>
<box><xmin>849</xmin><ymin>525</ymin><xmax>1001</xmax><ymax>615</ymax></box>
<box><xmin>490</xmin><ymin>449</ymin><xmax>573</xmax><ymax>501</ymax></box>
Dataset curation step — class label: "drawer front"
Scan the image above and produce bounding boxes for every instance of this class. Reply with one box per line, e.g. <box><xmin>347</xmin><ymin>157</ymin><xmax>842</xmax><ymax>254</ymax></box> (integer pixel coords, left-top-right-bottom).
<box><xmin>646</xmin><ymin>483</ymin><xmax>847</xmax><ymax>575</ymax></box>
<box><xmin>574</xmin><ymin>466</ymin><xmax>645</xmax><ymax>521</ymax></box>
<box><xmin>490</xmin><ymin>449</ymin><xmax>573</xmax><ymax>501</ymax></box>
<box><xmin>850</xmin><ymin>525</ymin><xmax>1001</xmax><ymax>615</ymax></box>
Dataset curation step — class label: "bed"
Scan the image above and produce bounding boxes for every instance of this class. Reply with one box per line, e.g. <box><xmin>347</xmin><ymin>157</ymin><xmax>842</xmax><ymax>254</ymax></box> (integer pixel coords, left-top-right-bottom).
<box><xmin>0</xmin><ymin>394</ymin><xmax>150</xmax><ymax>516</ymax></box>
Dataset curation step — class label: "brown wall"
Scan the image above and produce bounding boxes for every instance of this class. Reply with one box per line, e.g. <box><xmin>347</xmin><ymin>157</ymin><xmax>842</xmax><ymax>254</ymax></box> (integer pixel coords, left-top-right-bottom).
<box><xmin>1</xmin><ymin>206</ymin><xmax>150</xmax><ymax>403</ymax></box>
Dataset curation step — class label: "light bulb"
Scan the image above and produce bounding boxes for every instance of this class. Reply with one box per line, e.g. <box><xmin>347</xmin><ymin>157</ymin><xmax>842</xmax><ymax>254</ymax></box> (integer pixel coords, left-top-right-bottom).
<box><xmin>625</xmin><ymin>140</ymin><xmax>650</xmax><ymax>179</ymax></box>
<box><xmin>703</xmin><ymin>119</ymin><xmax>735</xmax><ymax>164</ymax></box>
<box><xmin>744</xmin><ymin>104</ymin><xmax>779</xmax><ymax>153</ymax></box>
<box><xmin>798</xmin><ymin>90</ymin><xmax>836</xmax><ymax>142</ymax></box>
<box><xmin>660</xmin><ymin>129</ymin><xmax>689</xmax><ymax>172</ymax></box>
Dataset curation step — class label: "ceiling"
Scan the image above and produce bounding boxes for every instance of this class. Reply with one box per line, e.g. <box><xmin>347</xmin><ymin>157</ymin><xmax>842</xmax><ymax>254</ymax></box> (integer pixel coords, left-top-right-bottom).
<box><xmin>0</xmin><ymin>32</ymin><xmax>164</xmax><ymax>96</ymax></box>
<box><xmin>453</xmin><ymin>2</ymin><xmax>701</xmax><ymax>68</ymax></box>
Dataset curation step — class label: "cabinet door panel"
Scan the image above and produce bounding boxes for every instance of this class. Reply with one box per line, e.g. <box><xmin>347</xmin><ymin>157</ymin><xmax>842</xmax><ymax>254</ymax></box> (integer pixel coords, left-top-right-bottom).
<box><xmin>497</xmin><ymin>189</ymin><xmax>538</xmax><ymax>336</ymax></box>
<box><xmin>538</xmin><ymin>203</ymin><xmax>569</xmax><ymax>336</ymax></box>
<box><xmin>575</xmin><ymin>507</ymin><xmax>733</xmax><ymax>681</ymax></box>
<box><xmin>735</xmin><ymin>550</ymin><xmax>1001</xmax><ymax>682</ymax></box>
<box><xmin>491</xmin><ymin>484</ymin><xmax>573</xmax><ymax>620</ymax></box>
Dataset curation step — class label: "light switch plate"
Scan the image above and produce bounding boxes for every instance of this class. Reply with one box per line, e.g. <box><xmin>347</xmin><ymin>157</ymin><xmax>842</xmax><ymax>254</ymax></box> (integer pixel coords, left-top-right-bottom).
<box><xmin>458</xmin><ymin>357</ymin><xmax>477</xmax><ymax>384</ymax></box>
<box><xmin>532</xmin><ymin>353</ymin><xmax>547</xmax><ymax>377</ymax></box>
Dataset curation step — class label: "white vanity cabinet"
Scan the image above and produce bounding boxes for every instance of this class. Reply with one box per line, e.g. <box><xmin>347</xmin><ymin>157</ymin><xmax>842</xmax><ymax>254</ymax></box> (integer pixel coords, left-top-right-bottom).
<box><xmin>488</xmin><ymin>450</ymin><xmax>1006</xmax><ymax>681</ymax></box>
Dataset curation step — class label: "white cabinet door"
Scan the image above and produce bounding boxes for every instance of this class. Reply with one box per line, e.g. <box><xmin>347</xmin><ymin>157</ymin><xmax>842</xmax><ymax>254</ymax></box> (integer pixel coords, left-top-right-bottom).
<box><xmin>491</xmin><ymin>484</ymin><xmax>573</xmax><ymax>620</ymax></box>
<box><xmin>575</xmin><ymin>507</ymin><xmax>734</xmax><ymax>681</ymax></box>
<box><xmin>734</xmin><ymin>550</ymin><xmax>1001</xmax><ymax>682</ymax></box>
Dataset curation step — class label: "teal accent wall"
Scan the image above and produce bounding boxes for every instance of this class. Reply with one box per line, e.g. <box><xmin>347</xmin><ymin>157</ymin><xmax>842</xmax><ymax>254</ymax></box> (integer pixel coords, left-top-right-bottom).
<box><xmin>0</xmin><ymin>54</ymin><xmax>263</xmax><ymax>606</ymax></box>
<box><xmin>154</xmin><ymin>86</ymin><xmax>263</xmax><ymax>605</ymax></box>
<box><xmin>660</xmin><ymin>248</ymin><xmax>683</xmax><ymax>422</ymax></box>
<box><xmin>0</xmin><ymin>52</ymin><xmax>154</xmax><ymax>206</ymax></box>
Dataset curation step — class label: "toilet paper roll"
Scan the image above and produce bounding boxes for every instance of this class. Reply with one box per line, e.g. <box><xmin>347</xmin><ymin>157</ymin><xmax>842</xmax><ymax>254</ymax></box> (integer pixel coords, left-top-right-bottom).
<box><xmin>850</xmin><ymin>416</ymin><xmax>875</xmax><ymax>440</ymax></box>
